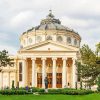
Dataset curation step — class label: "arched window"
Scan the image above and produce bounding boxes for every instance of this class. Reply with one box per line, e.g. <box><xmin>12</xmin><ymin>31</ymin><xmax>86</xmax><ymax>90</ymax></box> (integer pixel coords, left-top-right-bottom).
<box><xmin>36</xmin><ymin>36</ymin><xmax>42</xmax><ymax>42</ymax></box>
<box><xmin>46</xmin><ymin>35</ymin><xmax>52</xmax><ymax>40</ymax></box>
<box><xmin>67</xmin><ymin>37</ymin><xmax>71</xmax><ymax>44</ymax></box>
<box><xmin>57</xmin><ymin>36</ymin><xmax>63</xmax><ymax>42</ymax></box>
<box><xmin>74</xmin><ymin>39</ymin><xmax>77</xmax><ymax>45</ymax></box>
<box><xmin>29</xmin><ymin>38</ymin><xmax>32</xmax><ymax>43</ymax></box>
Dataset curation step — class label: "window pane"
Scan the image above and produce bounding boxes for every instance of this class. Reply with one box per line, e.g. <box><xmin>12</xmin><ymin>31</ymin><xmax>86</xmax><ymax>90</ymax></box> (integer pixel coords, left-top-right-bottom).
<box><xmin>19</xmin><ymin>62</ymin><xmax>22</xmax><ymax>82</ymax></box>
<box><xmin>19</xmin><ymin>62</ymin><xmax>22</xmax><ymax>73</ymax></box>
<box><xmin>19</xmin><ymin>74</ymin><xmax>22</xmax><ymax>81</ymax></box>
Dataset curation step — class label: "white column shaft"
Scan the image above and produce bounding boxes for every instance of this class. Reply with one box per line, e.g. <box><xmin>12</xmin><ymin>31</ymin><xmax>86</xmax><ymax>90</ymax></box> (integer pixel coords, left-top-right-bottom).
<box><xmin>32</xmin><ymin>58</ymin><xmax>36</xmax><ymax>87</ymax></box>
<box><xmin>8</xmin><ymin>72</ymin><xmax>10</xmax><ymax>88</ymax></box>
<box><xmin>52</xmin><ymin>58</ymin><xmax>56</xmax><ymax>88</ymax></box>
<box><xmin>42</xmin><ymin>58</ymin><xmax>46</xmax><ymax>88</ymax></box>
<box><xmin>23</xmin><ymin>59</ymin><xmax>26</xmax><ymax>87</ymax></box>
<box><xmin>1</xmin><ymin>72</ymin><xmax>3</xmax><ymax>89</ymax></box>
<box><xmin>62</xmin><ymin>58</ymin><xmax>67</xmax><ymax>88</ymax></box>
<box><xmin>72</xmin><ymin>58</ymin><xmax>77</xmax><ymax>88</ymax></box>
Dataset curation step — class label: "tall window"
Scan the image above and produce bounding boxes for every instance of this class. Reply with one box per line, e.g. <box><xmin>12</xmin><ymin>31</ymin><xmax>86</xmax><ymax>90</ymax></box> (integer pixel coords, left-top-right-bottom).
<box><xmin>74</xmin><ymin>39</ymin><xmax>77</xmax><ymax>45</ymax></box>
<box><xmin>19</xmin><ymin>62</ymin><xmax>22</xmax><ymax>81</ymax></box>
<box><xmin>28</xmin><ymin>38</ymin><xmax>32</xmax><ymax>44</ymax></box>
<box><xmin>67</xmin><ymin>37</ymin><xmax>71</xmax><ymax>44</ymax></box>
<box><xmin>46</xmin><ymin>35</ymin><xmax>52</xmax><ymax>40</ymax></box>
<box><xmin>36</xmin><ymin>36</ymin><xmax>42</xmax><ymax>43</ymax></box>
<box><xmin>57</xmin><ymin>36</ymin><xmax>63</xmax><ymax>42</ymax></box>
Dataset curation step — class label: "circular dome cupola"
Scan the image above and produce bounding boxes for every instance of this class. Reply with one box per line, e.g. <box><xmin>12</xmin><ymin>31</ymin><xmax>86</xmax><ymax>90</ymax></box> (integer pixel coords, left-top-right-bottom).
<box><xmin>20</xmin><ymin>10</ymin><xmax>81</xmax><ymax>48</ymax></box>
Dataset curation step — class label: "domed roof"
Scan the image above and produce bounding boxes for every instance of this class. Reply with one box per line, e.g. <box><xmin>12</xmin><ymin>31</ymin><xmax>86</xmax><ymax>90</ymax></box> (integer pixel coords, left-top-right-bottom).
<box><xmin>23</xmin><ymin>10</ymin><xmax>80</xmax><ymax>36</ymax></box>
<box><xmin>35</xmin><ymin>10</ymin><xmax>70</xmax><ymax>30</ymax></box>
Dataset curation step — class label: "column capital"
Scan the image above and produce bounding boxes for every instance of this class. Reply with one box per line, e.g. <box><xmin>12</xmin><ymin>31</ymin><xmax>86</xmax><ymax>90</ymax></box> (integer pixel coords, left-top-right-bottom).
<box><xmin>22</xmin><ymin>57</ymin><xmax>27</xmax><ymax>60</ymax></box>
<box><xmin>52</xmin><ymin>57</ymin><xmax>57</xmax><ymax>60</ymax></box>
<box><xmin>31</xmin><ymin>57</ymin><xmax>36</xmax><ymax>60</ymax></box>
<box><xmin>41</xmin><ymin>57</ymin><xmax>46</xmax><ymax>60</ymax></box>
<box><xmin>62</xmin><ymin>57</ymin><xmax>67</xmax><ymax>60</ymax></box>
<box><xmin>72</xmin><ymin>57</ymin><xmax>77</xmax><ymax>60</ymax></box>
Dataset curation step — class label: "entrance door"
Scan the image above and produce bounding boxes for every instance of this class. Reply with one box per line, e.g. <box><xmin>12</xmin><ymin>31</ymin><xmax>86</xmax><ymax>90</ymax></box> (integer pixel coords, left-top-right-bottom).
<box><xmin>47</xmin><ymin>73</ymin><xmax>52</xmax><ymax>88</ymax></box>
<box><xmin>37</xmin><ymin>73</ymin><xmax>42</xmax><ymax>88</ymax></box>
<box><xmin>56</xmin><ymin>73</ymin><xmax>62</xmax><ymax>88</ymax></box>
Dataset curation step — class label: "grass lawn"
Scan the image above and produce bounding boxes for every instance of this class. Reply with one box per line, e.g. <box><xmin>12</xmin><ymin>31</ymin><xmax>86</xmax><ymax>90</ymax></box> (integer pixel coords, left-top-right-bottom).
<box><xmin>0</xmin><ymin>93</ymin><xmax>100</xmax><ymax>100</ymax></box>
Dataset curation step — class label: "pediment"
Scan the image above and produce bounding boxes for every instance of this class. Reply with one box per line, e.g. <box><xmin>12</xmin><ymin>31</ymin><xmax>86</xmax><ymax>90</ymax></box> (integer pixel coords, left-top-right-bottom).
<box><xmin>21</xmin><ymin>41</ymin><xmax>79</xmax><ymax>52</ymax></box>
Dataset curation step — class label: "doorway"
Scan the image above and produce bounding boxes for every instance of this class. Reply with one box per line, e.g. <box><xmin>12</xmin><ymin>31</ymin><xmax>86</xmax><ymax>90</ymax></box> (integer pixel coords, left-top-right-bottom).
<box><xmin>56</xmin><ymin>73</ymin><xmax>62</xmax><ymax>88</ymax></box>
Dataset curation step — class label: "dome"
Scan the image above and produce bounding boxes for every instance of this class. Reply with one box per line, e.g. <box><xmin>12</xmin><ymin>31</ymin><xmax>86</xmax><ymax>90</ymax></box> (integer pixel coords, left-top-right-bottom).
<box><xmin>36</xmin><ymin>10</ymin><xmax>67</xmax><ymax>30</ymax></box>
<box><xmin>21</xmin><ymin>10</ymin><xmax>81</xmax><ymax>49</ymax></box>
<box><xmin>24</xmin><ymin>10</ymin><xmax>77</xmax><ymax>33</ymax></box>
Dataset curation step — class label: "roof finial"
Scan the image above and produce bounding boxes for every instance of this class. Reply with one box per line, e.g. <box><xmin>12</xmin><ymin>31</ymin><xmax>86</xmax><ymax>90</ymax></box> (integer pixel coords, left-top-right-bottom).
<box><xmin>47</xmin><ymin>9</ymin><xmax>54</xmax><ymax>19</ymax></box>
<box><xmin>49</xmin><ymin>9</ymin><xmax>52</xmax><ymax>14</ymax></box>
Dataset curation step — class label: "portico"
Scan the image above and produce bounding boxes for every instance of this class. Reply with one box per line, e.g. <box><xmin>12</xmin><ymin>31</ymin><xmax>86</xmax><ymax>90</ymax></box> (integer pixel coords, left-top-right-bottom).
<box><xmin>18</xmin><ymin>55</ymin><xmax>77</xmax><ymax>89</ymax></box>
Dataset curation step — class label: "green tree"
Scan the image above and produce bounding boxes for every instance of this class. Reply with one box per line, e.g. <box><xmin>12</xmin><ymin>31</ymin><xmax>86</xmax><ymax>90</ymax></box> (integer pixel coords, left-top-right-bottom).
<box><xmin>97</xmin><ymin>76</ymin><xmax>100</xmax><ymax>91</ymax></box>
<box><xmin>0</xmin><ymin>50</ymin><xmax>13</xmax><ymax>67</ymax></box>
<box><xmin>96</xmin><ymin>42</ymin><xmax>100</xmax><ymax>64</ymax></box>
<box><xmin>96</xmin><ymin>42</ymin><xmax>100</xmax><ymax>57</ymax></box>
<box><xmin>76</xmin><ymin>44</ymin><xmax>100</xmax><ymax>87</ymax></box>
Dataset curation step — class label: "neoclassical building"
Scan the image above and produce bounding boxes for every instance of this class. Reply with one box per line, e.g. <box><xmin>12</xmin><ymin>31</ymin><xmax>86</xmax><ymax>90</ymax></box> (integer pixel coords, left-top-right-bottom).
<box><xmin>0</xmin><ymin>11</ymin><xmax>81</xmax><ymax>89</ymax></box>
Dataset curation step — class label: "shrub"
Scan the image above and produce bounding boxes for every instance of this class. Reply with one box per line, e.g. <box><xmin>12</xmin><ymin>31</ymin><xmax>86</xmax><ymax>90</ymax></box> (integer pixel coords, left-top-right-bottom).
<box><xmin>97</xmin><ymin>76</ymin><xmax>100</xmax><ymax>91</ymax></box>
<box><xmin>39</xmin><ymin>89</ymin><xmax>94</xmax><ymax>95</ymax></box>
<box><xmin>0</xmin><ymin>90</ymin><xmax>32</xmax><ymax>95</ymax></box>
<box><xmin>62</xmin><ymin>89</ymin><xmax>93</xmax><ymax>95</ymax></box>
<box><xmin>31</xmin><ymin>87</ymin><xmax>45</xmax><ymax>92</ymax></box>
<box><xmin>0</xmin><ymin>88</ymin><xmax>94</xmax><ymax>95</ymax></box>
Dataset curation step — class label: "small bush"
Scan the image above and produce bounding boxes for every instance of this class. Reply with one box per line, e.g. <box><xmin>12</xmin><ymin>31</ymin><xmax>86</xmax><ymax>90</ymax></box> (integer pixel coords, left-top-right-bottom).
<box><xmin>31</xmin><ymin>87</ymin><xmax>45</xmax><ymax>92</ymax></box>
<box><xmin>97</xmin><ymin>76</ymin><xmax>100</xmax><ymax>92</ymax></box>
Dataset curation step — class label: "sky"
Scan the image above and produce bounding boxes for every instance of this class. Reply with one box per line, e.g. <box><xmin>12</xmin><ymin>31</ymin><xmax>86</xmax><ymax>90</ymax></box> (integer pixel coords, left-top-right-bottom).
<box><xmin>0</xmin><ymin>0</ymin><xmax>100</xmax><ymax>55</ymax></box>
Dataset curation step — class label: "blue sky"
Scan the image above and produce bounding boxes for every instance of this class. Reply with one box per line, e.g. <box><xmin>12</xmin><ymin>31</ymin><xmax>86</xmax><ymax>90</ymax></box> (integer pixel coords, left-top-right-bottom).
<box><xmin>0</xmin><ymin>0</ymin><xmax>100</xmax><ymax>55</ymax></box>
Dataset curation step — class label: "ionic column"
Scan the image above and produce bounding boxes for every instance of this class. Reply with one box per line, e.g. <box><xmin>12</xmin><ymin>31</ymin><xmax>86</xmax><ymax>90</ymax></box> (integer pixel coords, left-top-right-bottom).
<box><xmin>1</xmin><ymin>66</ymin><xmax>3</xmax><ymax>89</ymax></box>
<box><xmin>72</xmin><ymin>57</ymin><xmax>77</xmax><ymax>88</ymax></box>
<box><xmin>52</xmin><ymin>58</ymin><xmax>57</xmax><ymax>88</ymax></box>
<box><xmin>1</xmin><ymin>72</ymin><xmax>3</xmax><ymax>89</ymax></box>
<box><xmin>42</xmin><ymin>57</ymin><xmax>46</xmax><ymax>88</ymax></box>
<box><xmin>62</xmin><ymin>58</ymin><xmax>67</xmax><ymax>88</ymax></box>
<box><xmin>8</xmin><ymin>72</ymin><xmax>10</xmax><ymax>88</ymax></box>
<box><xmin>14</xmin><ymin>71</ymin><xmax>17</xmax><ymax>88</ymax></box>
<box><xmin>8</xmin><ymin>66</ymin><xmax>10</xmax><ymax>88</ymax></box>
<box><xmin>16</xmin><ymin>60</ymin><xmax>19</xmax><ymax>88</ymax></box>
<box><xmin>23</xmin><ymin>58</ymin><xmax>27</xmax><ymax>87</ymax></box>
<box><xmin>32</xmin><ymin>58</ymin><xmax>36</xmax><ymax>87</ymax></box>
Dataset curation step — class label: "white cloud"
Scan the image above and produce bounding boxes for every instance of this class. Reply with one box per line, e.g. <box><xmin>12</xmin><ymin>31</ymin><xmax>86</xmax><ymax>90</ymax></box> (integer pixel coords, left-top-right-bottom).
<box><xmin>0</xmin><ymin>45</ymin><xmax>17</xmax><ymax>55</ymax></box>
<box><xmin>61</xmin><ymin>16</ymin><xmax>90</xmax><ymax>29</ymax></box>
<box><xmin>0</xmin><ymin>33</ymin><xmax>9</xmax><ymax>40</ymax></box>
<box><xmin>10</xmin><ymin>11</ymin><xmax>34</xmax><ymax>28</ymax></box>
<box><xmin>0</xmin><ymin>0</ymin><xmax>100</xmax><ymax>54</ymax></box>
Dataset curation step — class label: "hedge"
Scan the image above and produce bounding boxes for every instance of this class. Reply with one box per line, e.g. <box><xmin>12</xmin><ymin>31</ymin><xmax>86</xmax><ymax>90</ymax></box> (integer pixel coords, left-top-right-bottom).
<box><xmin>31</xmin><ymin>87</ymin><xmax>45</xmax><ymax>92</ymax></box>
<box><xmin>0</xmin><ymin>88</ymin><xmax>94</xmax><ymax>95</ymax></box>
<box><xmin>39</xmin><ymin>89</ymin><xmax>94</xmax><ymax>95</ymax></box>
<box><xmin>0</xmin><ymin>90</ymin><xmax>32</xmax><ymax>95</ymax></box>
